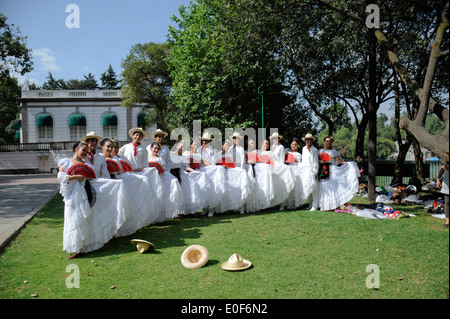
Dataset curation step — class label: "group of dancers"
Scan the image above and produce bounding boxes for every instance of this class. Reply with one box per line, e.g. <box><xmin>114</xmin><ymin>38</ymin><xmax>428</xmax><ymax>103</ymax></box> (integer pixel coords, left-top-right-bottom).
<box><xmin>58</xmin><ymin>128</ymin><xmax>360</xmax><ymax>258</ymax></box>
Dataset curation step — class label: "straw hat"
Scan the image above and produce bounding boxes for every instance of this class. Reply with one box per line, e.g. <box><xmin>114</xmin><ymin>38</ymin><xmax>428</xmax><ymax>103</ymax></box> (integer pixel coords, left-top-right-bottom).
<box><xmin>130</xmin><ymin>239</ymin><xmax>155</xmax><ymax>254</ymax></box>
<box><xmin>181</xmin><ymin>245</ymin><xmax>209</xmax><ymax>269</ymax></box>
<box><xmin>128</xmin><ymin>127</ymin><xmax>148</xmax><ymax>140</ymax></box>
<box><xmin>268</xmin><ymin>132</ymin><xmax>283</xmax><ymax>140</ymax></box>
<box><xmin>150</xmin><ymin>128</ymin><xmax>168</xmax><ymax>139</ymax></box>
<box><xmin>220</xmin><ymin>253</ymin><xmax>252</xmax><ymax>271</ymax></box>
<box><xmin>201</xmin><ymin>132</ymin><xmax>214</xmax><ymax>141</ymax></box>
<box><xmin>81</xmin><ymin>132</ymin><xmax>103</xmax><ymax>143</ymax></box>
<box><xmin>301</xmin><ymin>133</ymin><xmax>316</xmax><ymax>141</ymax></box>
<box><xmin>231</xmin><ymin>132</ymin><xmax>243</xmax><ymax>140</ymax></box>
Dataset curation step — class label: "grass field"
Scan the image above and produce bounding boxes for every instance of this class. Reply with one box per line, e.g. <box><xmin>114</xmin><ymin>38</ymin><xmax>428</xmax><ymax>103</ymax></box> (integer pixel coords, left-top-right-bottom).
<box><xmin>0</xmin><ymin>193</ymin><xmax>448</xmax><ymax>299</ymax></box>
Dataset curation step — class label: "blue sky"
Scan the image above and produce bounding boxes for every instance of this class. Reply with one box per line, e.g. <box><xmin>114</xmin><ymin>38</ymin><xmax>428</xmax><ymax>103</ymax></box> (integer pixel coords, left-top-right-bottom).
<box><xmin>0</xmin><ymin>0</ymin><xmax>192</xmax><ymax>86</ymax></box>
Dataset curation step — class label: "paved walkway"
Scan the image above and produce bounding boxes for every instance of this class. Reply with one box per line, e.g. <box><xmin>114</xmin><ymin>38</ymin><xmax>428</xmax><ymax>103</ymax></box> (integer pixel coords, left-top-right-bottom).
<box><xmin>0</xmin><ymin>173</ymin><xmax>59</xmax><ymax>251</ymax></box>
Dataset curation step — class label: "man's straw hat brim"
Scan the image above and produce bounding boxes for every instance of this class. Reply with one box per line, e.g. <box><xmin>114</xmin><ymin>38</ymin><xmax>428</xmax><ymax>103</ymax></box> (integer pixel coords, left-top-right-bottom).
<box><xmin>181</xmin><ymin>245</ymin><xmax>209</xmax><ymax>269</ymax></box>
<box><xmin>150</xmin><ymin>129</ymin><xmax>168</xmax><ymax>139</ymax></box>
<box><xmin>129</xmin><ymin>128</ymin><xmax>148</xmax><ymax>140</ymax></box>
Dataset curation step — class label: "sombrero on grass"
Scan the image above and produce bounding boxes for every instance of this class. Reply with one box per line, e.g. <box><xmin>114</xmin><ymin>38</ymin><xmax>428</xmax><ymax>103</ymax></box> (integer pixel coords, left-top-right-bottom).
<box><xmin>130</xmin><ymin>239</ymin><xmax>155</xmax><ymax>254</ymax></box>
<box><xmin>181</xmin><ymin>245</ymin><xmax>209</xmax><ymax>269</ymax></box>
<box><xmin>220</xmin><ymin>253</ymin><xmax>252</xmax><ymax>271</ymax></box>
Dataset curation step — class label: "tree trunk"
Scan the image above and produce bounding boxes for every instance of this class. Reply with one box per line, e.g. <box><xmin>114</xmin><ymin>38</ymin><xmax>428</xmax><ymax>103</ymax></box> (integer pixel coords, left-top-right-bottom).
<box><xmin>354</xmin><ymin>113</ymin><xmax>368</xmax><ymax>165</ymax></box>
<box><xmin>410</xmin><ymin>136</ymin><xmax>425</xmax><ymax>183</ymax></box>
<box><xmin>392</xmin><ymin>72</ymin><xmax>411</xmax><ymax>185</ymax></box>
<box><xmin>392</xmin><ymin>140</ymin><xmax>411</xmax><ymax>185</ymax></box>
<box><xmin>367</xmin><ymin>25</ymin><xmax>378</xmax><ymax>202</ymax></box>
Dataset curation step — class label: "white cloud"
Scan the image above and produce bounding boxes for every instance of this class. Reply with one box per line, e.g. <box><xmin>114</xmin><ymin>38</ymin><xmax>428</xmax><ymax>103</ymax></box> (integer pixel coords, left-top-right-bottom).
<box><xmin>12</xmin><ymin>73</ymin><xmax>39</xmax><ymax>88</ymax></box>
<box><xmin>32</xmin><ymin>48</ymin><xmax>61</xmax><ymax>72</ymax></box>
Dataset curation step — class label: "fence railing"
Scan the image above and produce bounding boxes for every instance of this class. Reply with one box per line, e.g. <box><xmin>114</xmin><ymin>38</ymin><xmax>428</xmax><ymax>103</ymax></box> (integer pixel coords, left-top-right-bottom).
<box><xmin>350</xmin><ymin>159</ymin><xmax>442</xmax><ymax>184</ymax></box>
<box><xmin>0</xmin><ymin>141</ymin><xmax>129</xmax><ymax>152</ymax></box>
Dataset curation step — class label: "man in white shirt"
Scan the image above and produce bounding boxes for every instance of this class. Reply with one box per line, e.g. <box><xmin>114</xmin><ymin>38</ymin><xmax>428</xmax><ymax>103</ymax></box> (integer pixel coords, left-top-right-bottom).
<box><xmin>81</xmin><ymin>131</ymin><xmax>110</xmax><ymax>178</ymax></box>
<box><xmin>197</xmin><ymin>132</ymin><xmax>216</xmax><ymax>166</ymax></box>
<box><xmin>301</xmin><ymin>133</ymin><xmax>320</xmax><ymax>211</ymax></box>
<box><xmin>118</xmin><ymin>128</ymin><xmax>148</xmax><ymax>171</ymax></box>
<box><xmin>227</xmin><ymin>132</ymin><xmax>245</xmax><ymax>169</ymax></box>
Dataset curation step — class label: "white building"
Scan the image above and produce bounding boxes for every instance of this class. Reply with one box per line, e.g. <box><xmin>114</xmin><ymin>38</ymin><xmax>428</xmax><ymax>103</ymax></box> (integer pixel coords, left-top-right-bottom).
<box><xmin>18</xmin><ymin>90</ymin><xmax>156</xmax><ymax>146</ymax></box>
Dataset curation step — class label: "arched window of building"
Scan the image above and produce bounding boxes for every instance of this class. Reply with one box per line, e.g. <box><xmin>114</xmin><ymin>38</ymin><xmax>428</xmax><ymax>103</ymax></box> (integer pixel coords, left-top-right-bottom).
<box><xmin>68</xmin><ymin>113</ymin><xmax>87</xmax><ymax>141</ymax></box>
<box><xmin>36</xmin><ymin>113</ymin><xmax>53</xmax><ymax>141</ymax></box>
<box><xmin>102</xmin><ymin>112</ymin><xmax>118</xmax><ymax>139</ymax></box>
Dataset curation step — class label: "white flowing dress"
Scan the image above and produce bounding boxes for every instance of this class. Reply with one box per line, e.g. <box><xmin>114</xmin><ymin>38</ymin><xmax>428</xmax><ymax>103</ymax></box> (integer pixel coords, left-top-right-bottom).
<box><xmin>244</xmin><ymin>151</ymin><xmax>275</xmax><ymax>212</ymax></box>
<box><xmin>104</xmin><ymin>154</ymin><xmax>164</xmax><ymax>235</ymax></box>
<box><xmin>318</xmin><ymin>149</ymin><xmax>360</xmax><ymax>211</ymax></box>
<box><xmin>262</xmin><ymin>149</ymin><xmax>295</xmax><ymax>208</ymax></box>
<box><xmin>284</xmin><ymin>151</ymin><xmax>307</xmax><ymax>209</ymax></box>
<box><xmin>213</xmin><ymin>153</ymin><xmax>251</xmax><ymax>213</ymax></box>
<box><xmin>170</xmin><ymin>152</ymin><xmax>212</xmax><ymax>215</ymax></box>
<box><xmin>188</xmin><ymin>152</ymin><xmax>227</xmax><ymax>210</ymax></box>
<box><xmin>302</xmin><ymin>145</ymin><xmax>320</xmax><ymax>208</ymax></box>
<box><xmin>58</xmin><ymin>158</ymin><xmax>126</xmax><ymax>254</ymax></box>
<box><xmin>149</xmin><ymin>155</ymin><xmax>185</xmax><ymax>219</ymax></box>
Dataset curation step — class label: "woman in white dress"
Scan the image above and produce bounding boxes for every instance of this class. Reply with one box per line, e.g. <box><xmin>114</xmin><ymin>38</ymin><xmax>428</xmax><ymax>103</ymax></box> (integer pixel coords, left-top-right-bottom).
<box><xmin>196</xmin><ymin>133</ymin><xmax>227</xmax><ymax>216</ymax></box>
<box><xmin>100</xmin><ymin>138</ymin><xmax>163</xmax><ymax>236</ymax></box>
<box><xmin>317</xmin><ymin>136</ymin><xmax>360</xmax><ymax>211</ymax></box>
<box><xmin>111</xmin><ymin>141</ymin><xmax>133</xmax><ymax>172</ymax></box>
<box><xmin>214</xmin><ymin>140</ymin><xmax>251</xmax><ymax>215</ymax></box>
<box><xmin>283</xmin><ymin>138</ymin><xmax>307</xmax><ymax>209</ymax></box>
<box><xmin>170</xmin><ymin>140</ymin><xmax>212</xmax><ymax>216</ymax></box>
<box><xmin>302</xmin><ymin>133</ymin><xmax>320</xmax><ymax>211</ymax></box>
<box><xmin>149</xmin><ymin>142</ymin><xmax>185</xmax><ymax>219</ymax></box>
<box><xmin>58</xmin><ymin>142</ymin><xmax>126</xmax><ymax>259</ymax></box>
<box><xmin>244</xmin><ymin>139</ymin><xmax>274</xmax><ymax>212</ymax></box>
<box><xmin>265</xmin><ymin>133</ymin><xmax>296</xmax><ymax>210</ymax></box>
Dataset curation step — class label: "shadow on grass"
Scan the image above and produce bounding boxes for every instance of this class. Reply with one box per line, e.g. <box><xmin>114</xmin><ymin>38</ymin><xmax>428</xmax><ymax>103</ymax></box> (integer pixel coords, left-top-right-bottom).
<box><xmin>83</xmin><ymin>208</ymin><xmax>286</xmax><ymax>258</ymax></box>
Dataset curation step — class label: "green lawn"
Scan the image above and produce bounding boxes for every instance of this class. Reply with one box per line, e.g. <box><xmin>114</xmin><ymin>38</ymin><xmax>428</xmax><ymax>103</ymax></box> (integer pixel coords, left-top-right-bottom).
<box><xmin>0</xmin><ymin>193</ymin><xmax>448</xmax><ymax>299</ymax></box>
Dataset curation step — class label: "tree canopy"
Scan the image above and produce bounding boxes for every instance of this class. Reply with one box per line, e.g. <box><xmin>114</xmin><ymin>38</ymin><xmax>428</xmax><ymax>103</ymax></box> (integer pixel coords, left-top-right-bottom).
<box><xmin>0</xmin><ymin>13</ymin><xmax>33</xmax><ymax>144</ymax></box>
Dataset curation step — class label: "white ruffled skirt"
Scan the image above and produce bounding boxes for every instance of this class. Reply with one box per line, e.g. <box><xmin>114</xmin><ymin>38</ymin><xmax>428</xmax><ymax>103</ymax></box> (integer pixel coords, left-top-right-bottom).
<box><xmin>318</xmin><ymin>161</ymin><xmax>360</xmax><ymax>211</ymax></box>
<box><xmin>199</xmin><ymin>165</ymin><xmax>227</xmax><ymax>210</ymax></box>
<box><xmin>60</xmin><ymin>177</ymin><xmax>126</xmax><ymax>254</ymax></box>
<box><xmin>178</xmin><ymin>169</ymin><xmax>212</xmax><ymax>215</ymax></box>
<box><xmin>159</xmin><ymin>171</ymin><xmax>185</xmax><ymax>219</ymax></box>
<box><xmin>214</xmin><ymin>167</ymin><xmax>251</xmax><ymax>213</ymax></box>
<box><xmin>115</xmin><ymin>167</ymin><xmax>164</xmax><ymax>236</ymax></box>
<box><xmin>269</xmin><ymin>163</ymin><xmax>296</xmax><ymax>208</ymax></box>
<box><xmin>284</xmin><ymin>164</ymin><xmax>308</xmax><ymax>209</ymax></box>
<box><xmin>245</xmin><ymin>163</ymin><xmax>275</xmax><ymax>212</ymax></box>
